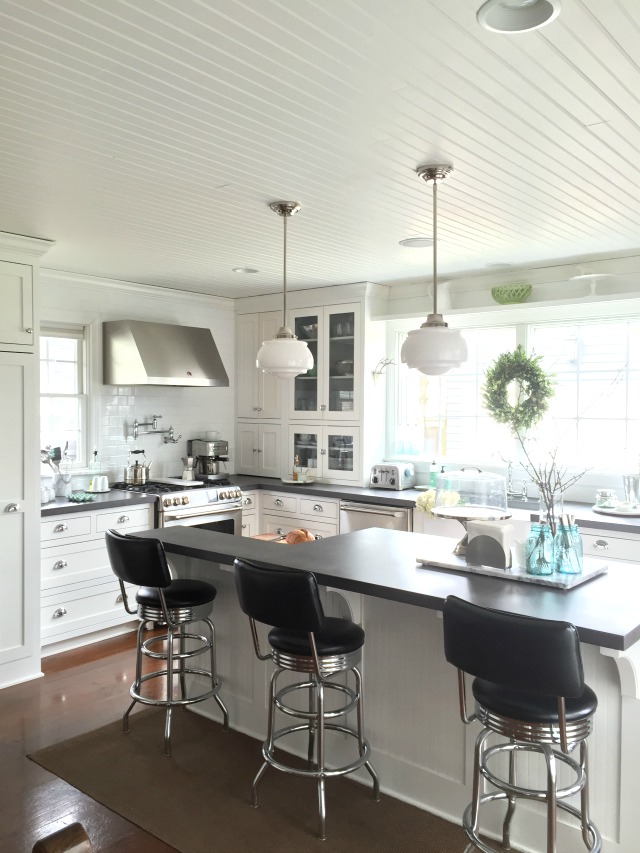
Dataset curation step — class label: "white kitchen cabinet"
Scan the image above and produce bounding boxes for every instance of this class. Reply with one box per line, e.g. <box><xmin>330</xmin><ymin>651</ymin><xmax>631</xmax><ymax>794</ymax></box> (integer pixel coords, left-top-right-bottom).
<box><xmin>289</xmin><ymin>425</ymin><xmax>360</xmax><ymax>483</ymax></box>
<box><xmin>236</xmin><ymin>311</ymin><xmax>283</xmax><ymax>419</ymax></box>
<box><xmin>0</xmin><ymin>260</ymin><xmax>35</xmax><ymax>350</ymax></box>
<box><xmin>0</xmin><ymin>352</ymin><xmax>38</xmax><ymax>673</ymax></box>
<box><xmin>240</xmin><ymin>491</ymin><xmax>258</xmax><ymax>537</ymax></box>
<box><xmin>260</xmin><ymin>490</ymin><xmax>339</xmax><ymax>538</ymax></box>
<box><xmin>580</xmin><ymin>528</ymin><xmax>640</xmax><ymax>564</ymax></box>
<box><xmin>40</xmin><ymin>503</ymin><xmax>154</xmax><ymax>649</ymax></box>
<box><xmin>236</xmin><ymin>421</ymin><xmax>281</xmax><ymax>478</ymax></box>
<box><xmin>288</xmin><ymin>303</ymin><xmax>361</xmax><ymax>422</ymax></box>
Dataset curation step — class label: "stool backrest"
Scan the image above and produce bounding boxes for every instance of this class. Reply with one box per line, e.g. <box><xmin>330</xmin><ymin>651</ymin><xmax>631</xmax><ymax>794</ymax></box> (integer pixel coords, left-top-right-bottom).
<box><xmin>234</xmin><ymin>558</ymin><xmax>324</xmax><ymax>632</ymax></box>
<box><xmin>443</xmin><ymin>595</ymin><xmax>584</xmax><ymax>698</ymax></box>
<box><xmin>105</xmin><ymin>529</ymin><xmax>173</xmax><ymax>589</ymax></box>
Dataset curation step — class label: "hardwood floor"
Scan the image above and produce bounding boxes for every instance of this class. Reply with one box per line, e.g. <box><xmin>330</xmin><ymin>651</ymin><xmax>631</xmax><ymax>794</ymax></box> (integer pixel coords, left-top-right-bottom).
<box><xmin>0</xmin><ymin>633</ymin><xmax>176</xmax><ymax>852</ymax></box>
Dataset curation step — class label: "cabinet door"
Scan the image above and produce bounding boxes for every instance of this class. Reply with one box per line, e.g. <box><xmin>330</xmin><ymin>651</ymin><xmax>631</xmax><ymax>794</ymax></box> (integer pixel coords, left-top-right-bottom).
<box><xmin>0</xmin><ymin>261</ymin><xmax>34</xmax><ymax>348</ymax></box>
<box><xmin>0</xmin><ymin>353</ymin><xmax>37</xmax><ymax>667</ymax></box>
<box><xmin>236</xmin><ymin>422</ymin><xmax>260</xmax><ymax>473</ymax></box>
<box><xmin>237</xmin><ymin>312</ymin><xmax>282</xmax><ymax>419</ymax></box>
<box><xmin>258</xmin><ymin>423</ymin><xmax>282</xmax><ymax>478</ymax></box>
<box><xmin>289</xmin><ymin>425</ymin><xmax>360</xmax><ymax>482</ymax></box>
<box><xmin>289</xmin><ymin>304</ymin><xmax>360</xmax><ymax>421</ymax></box>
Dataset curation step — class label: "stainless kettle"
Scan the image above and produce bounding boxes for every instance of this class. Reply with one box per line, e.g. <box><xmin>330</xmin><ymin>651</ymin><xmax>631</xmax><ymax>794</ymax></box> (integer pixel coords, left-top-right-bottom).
<box><xmin>124</xmin><ymin>450</ymin><xmax>152</xmax><ymax>484</ymax></box>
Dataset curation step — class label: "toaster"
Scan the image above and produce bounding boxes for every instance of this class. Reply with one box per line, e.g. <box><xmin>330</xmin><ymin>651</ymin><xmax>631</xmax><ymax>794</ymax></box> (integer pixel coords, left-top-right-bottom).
<box><xmin>369</xmin><ymin>463</ymin><xmax>416</xmax><ymax>490</ymax></box>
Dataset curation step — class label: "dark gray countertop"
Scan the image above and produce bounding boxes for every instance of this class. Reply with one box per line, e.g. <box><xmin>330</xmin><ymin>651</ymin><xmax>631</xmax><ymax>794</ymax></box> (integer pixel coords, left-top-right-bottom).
<box><xmin>41</xmin><ymin>489</ymin><xmax>157</xmax><ymax>517</ymax></box>
<box><xmin>233</xmin><ymin>476</ymin><xmax>640</xmax><ymax>534</ymax></box>
<box><xmin>136</xmin><ymin>525</ymin><xmax>640</xmax><ymax>651</ymax></box>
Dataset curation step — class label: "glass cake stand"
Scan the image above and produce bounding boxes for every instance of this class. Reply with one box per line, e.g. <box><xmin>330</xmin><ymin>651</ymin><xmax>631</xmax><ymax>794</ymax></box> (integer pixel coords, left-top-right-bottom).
<box><xmin>431</xmin><ymin>505</ymin><xmax>512</xmax><ymax>556</ymax></box>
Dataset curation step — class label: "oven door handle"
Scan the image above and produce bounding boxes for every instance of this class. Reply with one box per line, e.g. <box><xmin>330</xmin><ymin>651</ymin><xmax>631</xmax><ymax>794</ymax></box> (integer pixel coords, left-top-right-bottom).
<box><xmin>340</xmin><ymin>502</ymin><xmax>406</xmax><ymax>518</ymax></box>
<box><xmin>164</xmin><ymin>505</ymin><xmax>241</xmax><ymax>521</ymax></box>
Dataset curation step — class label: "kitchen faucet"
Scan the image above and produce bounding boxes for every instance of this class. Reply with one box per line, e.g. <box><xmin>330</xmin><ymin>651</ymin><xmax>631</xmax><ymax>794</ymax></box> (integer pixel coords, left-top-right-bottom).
<box><xmin>506</xmin><ymin>461</ymin><xmax>529</xmax><ymax>501</ymax></box>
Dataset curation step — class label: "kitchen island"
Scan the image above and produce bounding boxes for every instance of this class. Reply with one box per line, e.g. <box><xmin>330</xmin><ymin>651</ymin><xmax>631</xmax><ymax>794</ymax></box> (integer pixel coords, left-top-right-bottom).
<box><xmin>138</xmin><ymin>526</ymin><xmax>640</xmax><ymax>853</ymax></box>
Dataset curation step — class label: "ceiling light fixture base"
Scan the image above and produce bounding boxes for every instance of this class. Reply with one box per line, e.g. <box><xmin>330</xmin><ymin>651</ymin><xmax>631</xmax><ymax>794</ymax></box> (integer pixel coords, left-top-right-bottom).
<box><xmin>269</xmin><ymin>201</ymin><xmax>301</xmax><ymax>217</ymax></box>
<box><xmin>476</xmin><ymin>0</ymin><xmax>561</xmax><ymax>34</ymax></box>
<box><xmin>417</xmin><ymin>165</ymin><xmax>453</xmax><ymax>184</ymax></box>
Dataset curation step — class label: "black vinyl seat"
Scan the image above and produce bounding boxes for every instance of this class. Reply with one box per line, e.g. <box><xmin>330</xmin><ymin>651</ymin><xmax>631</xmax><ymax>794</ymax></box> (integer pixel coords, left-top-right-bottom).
<box><xmin>442</xmin><ymin>595</ymin><xmax>601</xmax><ymax>853</ymax></box>
<box><xmin>233</xmin><ymin>557</ymin><xmax>380</xmax><ymax>840</ymax></box>
<box><xmin>106</xmin><ymin>529</ymin><xmax>229</xmax><ymax>755</ymax></box>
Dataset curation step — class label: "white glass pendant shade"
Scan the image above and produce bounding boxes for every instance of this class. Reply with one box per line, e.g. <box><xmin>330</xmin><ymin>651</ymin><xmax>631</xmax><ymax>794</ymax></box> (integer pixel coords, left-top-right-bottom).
<box><xmin>402</xmin><ymin>165</ymin><xmax>467</xmax><ymax>376</ymax></box>
<box><xmin>256</xmin><ymin>332</ymin><xmax>313</xmax><ymax>380</ymax></box>
<box><xmin>401</xmin><ymin>317</ymin><xmax>468</xmax><ymax>376</ymax></box>
<box><xmin>256</xmin><ymin>200</ymin><xmax>314</xmax><ymax>379</ymax></box>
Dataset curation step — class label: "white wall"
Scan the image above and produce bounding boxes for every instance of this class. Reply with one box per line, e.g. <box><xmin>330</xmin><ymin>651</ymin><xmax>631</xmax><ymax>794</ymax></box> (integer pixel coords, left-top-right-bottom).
<box><xmin>40</xmin><ymin>270</ymin><xmax>236</xmax><ymax>485</ymax></box>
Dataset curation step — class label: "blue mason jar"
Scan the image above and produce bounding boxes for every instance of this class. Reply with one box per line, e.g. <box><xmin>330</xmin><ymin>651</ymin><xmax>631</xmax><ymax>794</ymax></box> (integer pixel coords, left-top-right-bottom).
<box><xmin>555</xmin><ymin>523</ymin><xmax>583</xmax><ymax>575</ymax></box>
<box><xmin>525</xmin><ymin>522</ymin><xmax>554</xmax><ymax>576</ymax></box>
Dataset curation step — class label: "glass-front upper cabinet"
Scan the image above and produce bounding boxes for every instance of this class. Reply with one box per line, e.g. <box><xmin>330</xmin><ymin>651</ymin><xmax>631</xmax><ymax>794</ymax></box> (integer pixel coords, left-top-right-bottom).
<box><xmin>289</xmin><ymin>303</ymin><xmax>360</xmax><ymax>421</ymax></box>
<box><xmin>289</xmin><ymin>425</ymin><xmax>360</xmax><ymax>483</ymax></box>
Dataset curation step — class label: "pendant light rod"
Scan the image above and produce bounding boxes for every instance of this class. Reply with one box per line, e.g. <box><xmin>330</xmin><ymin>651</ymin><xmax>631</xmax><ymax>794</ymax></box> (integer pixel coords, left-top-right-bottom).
<box><xmin>416</xmin><ymin>165</ymin><xmax>452</xmax><ymax>321</ymax></box>
<box><xmin>269</xmin><ymin>201</ymin><xmax>300</xmax><ymax>334</ymax></box>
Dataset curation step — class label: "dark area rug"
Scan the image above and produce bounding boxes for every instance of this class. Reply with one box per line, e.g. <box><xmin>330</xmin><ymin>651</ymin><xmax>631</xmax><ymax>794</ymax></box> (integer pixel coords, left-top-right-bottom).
<box><xmin>29</xmin><ymin>708</ymin><xmax>471</xmax><ymax>852</ymax></box>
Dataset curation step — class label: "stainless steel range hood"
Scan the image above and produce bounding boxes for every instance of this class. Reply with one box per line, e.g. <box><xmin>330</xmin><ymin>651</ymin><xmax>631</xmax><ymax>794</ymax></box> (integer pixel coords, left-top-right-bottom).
<box><xmin>103</xmin><ymin>320</ymin><xmax>229</xmax><ymax>386</ymax></box>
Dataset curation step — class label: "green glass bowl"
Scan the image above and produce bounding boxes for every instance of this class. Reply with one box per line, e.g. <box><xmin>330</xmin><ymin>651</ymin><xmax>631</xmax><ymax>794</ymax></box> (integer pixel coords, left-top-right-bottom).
<box><xmin>491</xmin><ymin>284</ymin><xmax>532</xmax><ymax>305</ymax></box>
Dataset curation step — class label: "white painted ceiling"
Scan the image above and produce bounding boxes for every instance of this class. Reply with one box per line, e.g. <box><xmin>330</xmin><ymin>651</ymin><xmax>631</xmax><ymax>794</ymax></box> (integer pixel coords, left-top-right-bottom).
<box><xmin>1</xmin><ymin>0</ymin><xmax>639</xmax><ymax>298</ymax></box>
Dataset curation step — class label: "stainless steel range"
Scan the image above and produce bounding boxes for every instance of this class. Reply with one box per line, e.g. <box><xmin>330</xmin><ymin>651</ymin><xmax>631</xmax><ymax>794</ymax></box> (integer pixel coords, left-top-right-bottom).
<box><xmin>111</xmin><ymin>477</ymin><xmax>243</xmax><ymax>534</ymax></box>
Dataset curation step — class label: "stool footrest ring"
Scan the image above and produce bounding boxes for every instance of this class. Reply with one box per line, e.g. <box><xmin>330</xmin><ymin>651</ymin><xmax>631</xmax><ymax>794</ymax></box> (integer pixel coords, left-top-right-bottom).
<box><xmin>275</xmin><ymin>679</ymin><xmax>359</xmax><ymax>721</ymax></box>
<box><xmin>263</xmin><ymin>722</ymin><xmax>373</xmax><ymax>779</ymax></box>
<box><xmin>141</xmin><ymin>631</ymin><xmax>211</xmax><ymax>661</ymax></box>
<box><xmin>130</xmin><ymin>669</ymin><xmax>222</xmax><ymax>707</ymax></box>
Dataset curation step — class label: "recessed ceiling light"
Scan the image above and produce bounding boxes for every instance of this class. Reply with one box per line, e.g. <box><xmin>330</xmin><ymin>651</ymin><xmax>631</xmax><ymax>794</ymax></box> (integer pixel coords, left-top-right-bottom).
<box><xmin>477</xmin><ymin>0</ymin><xmax>561</xmax><ymax>34</ymax></box>
<box><xmin>399</xmin><ymin>236</ymin><xmax>433</xmax><ymax>248</ymax></box>
<box><xmin>232</xmin><ymin>267</ymin><xmax>259</xmax><ymax>274</ymax></box>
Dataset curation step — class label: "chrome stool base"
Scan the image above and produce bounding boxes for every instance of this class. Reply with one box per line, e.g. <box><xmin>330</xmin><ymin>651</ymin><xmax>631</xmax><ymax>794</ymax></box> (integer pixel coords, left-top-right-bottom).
<box><xmin>253</xmin><ymin>665</ymin><xmax>380</xmax><ymax>840</ymax></box>
<box><xmin>124</xmin><ymin>614</ymin><xmax>229</xmax><ymax>756</ymax></box>
<box><xmin>464</xmin><ymin>727</ymin><xmax>601</xmax><ymax>853</ymax></box>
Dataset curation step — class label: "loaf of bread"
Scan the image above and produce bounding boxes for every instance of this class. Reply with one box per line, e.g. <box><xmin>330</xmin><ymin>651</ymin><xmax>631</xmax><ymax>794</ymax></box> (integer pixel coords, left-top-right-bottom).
<box><xmin>285</xmin><ymin>528</ymin><xmax>315</xmax><ymax>544</ymax></box>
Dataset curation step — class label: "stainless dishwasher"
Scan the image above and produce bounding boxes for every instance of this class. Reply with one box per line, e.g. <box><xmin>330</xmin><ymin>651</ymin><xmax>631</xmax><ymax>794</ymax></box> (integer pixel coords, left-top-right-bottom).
<box><xmin>339</xmin><ymin>501</ymin><xmax>413</xmax><ymax>533</ymax></box>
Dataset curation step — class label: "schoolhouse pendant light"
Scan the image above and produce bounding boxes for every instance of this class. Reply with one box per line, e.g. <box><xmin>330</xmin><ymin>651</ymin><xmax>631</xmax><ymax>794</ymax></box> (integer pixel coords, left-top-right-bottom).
<box><xmin>400</xmin><ymin>165</ymin><xmax>468</xmax><ymax>376</ymax></box>
<box><xmin>256</xmin><ymin>202</ymin><xmax>314</xmax><ymax>379</ymax></box>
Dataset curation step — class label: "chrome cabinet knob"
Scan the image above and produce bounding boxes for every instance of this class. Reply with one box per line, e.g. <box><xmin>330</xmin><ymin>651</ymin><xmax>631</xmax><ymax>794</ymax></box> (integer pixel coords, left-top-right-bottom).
<box><xmin>116</xmin><ymin>594</ymin><xmax>124</xmax><ymax>604</ymax></box>
<box><xmin>320</xmin><ymin>404</ymin><xmax>327</xmax><ymax>411</ymax></box>
<box><xmin>320</xmin><ymin>448</ymin><xmax>326</xmax><ymax>455</ymax></box>
<box><xmin>118</xmin><ymin>515</ymin><xmax>130</xmax><ymax>523</ymax></box>
<box><xmin>54</xmin><ymin>523</ymin><xmax>68</xmax><ymax>533</ymax></box>
<box><xmin>52</xmin><ymin>607</ymin><xmax>67</xmax><ymax>619</ymax></box>
<box><xmin>53</xmin><ymin>560</ymin><xmax>67</xmax><ymax>571</ymax></box>
<box><xmin>4</xmin><ymin>503</ymin><xmax>21</xmax><ymax>513</ymax></box>
<box><xmin>25</xmin><ymin>327</ymin><xmax>33</xmax><ymax>334</ymax></box>
<box><xmin>313</xmin><ymin>504</ymin><xmax>323</xmax><ymax>512</ymax></box>
<box><xmin>275</xmin><ymin>499</ymin><xmax>283</xmax><ymax>506</ymax></box>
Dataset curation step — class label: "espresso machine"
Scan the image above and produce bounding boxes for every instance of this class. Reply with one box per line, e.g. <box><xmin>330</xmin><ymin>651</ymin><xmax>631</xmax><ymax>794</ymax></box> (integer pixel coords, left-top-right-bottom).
<box><xmin>187</xmin><ymin>439</ymin><xmax>230</xmax><ymax>484</ymax></box>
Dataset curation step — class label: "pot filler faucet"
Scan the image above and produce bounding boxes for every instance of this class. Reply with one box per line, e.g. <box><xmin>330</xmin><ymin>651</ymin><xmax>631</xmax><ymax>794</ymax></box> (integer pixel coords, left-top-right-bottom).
<box><xmin>133</xmin><ymin>415</ymin><xmax>182</xmax><ymax>444</ymax></box>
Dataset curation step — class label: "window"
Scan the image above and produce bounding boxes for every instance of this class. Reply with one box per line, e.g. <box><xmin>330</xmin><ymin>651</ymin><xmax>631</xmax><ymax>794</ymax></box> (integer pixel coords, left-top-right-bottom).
<box><xmin>40</xmin><ymin>326</ymin><xmax>87</xmax><ymax>465</ymax></box>
<box><xmin>391</xmin><ymin>316</ymin><xmax>640</xmax><ymax>471</ymax></box>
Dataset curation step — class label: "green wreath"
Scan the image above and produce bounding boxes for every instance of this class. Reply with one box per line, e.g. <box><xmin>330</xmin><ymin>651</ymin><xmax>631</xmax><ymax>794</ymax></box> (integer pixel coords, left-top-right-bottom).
<box><xmin>483</xmin><ymin>346</ymin><xmax>554</xmax><ymax>434</ymax></box>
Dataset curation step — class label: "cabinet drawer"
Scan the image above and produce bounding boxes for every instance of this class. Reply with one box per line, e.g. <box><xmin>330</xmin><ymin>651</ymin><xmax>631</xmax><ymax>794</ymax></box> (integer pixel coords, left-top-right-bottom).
<box><xmin>261</xmin><ymin>492</ymin><xmax>298</xmax><ymax>514</ymax></box>
<box><xmin>41</xmin><ymin>514</ymin><xmax>92</xmax><ymax>542</ymax></box>
<box><xmin>95</xmin><ymin>506</ymin><xmax>153</xmax><ymax>532</ymax></box>
<box><xmin>299</xmin><ymin>497</ymin><xmax>338</xmax><ymax>520</ymax></box>
<box><xmin>41</xmin><ymin>581</ymin><xmax>136</xmax><ymax>641</ymax></box>
<box><xmin>581</xmin><ymin>531</ymin><xmax>640</xmax><ymax>563</ymax></box>
<box><xmin>41</xmin><ymin>540</ymin><xmax>111</xmax><ymax>590</ymax></box>
<box><xmin>262</xmin><ymin>514</ymin><xmax>338</xmax><ymax>540</ymax></box>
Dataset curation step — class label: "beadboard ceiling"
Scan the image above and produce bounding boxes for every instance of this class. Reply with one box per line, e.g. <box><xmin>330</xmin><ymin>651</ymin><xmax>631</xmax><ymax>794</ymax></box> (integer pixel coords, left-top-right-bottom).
<box><xmin>1</xmin><ymin>0</ymin><xmax>640</xmax><ymax>298</ymax></box>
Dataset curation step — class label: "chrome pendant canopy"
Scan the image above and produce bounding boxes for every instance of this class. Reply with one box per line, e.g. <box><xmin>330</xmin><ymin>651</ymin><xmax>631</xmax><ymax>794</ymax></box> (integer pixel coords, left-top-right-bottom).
<box><xmin>256</xmin><ymin>202</ymin><xmax>314</xmax><ymax>379</ymax></box>
<box><xmin>400</xmin><ymin>166</ymin><xmax>467</xmax><ymax>376</ymax></box>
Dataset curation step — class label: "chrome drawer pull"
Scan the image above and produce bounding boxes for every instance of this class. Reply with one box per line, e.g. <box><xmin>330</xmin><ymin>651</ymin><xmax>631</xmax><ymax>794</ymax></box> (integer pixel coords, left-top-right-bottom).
<box><xmin>593</xmin><ymin>539</ymin><xmax>609</xmax><ymax>550</ymax></box>
<box><xmin>242</xmin><ymin>523</ymin><xmax>247</xmax><ymax>529</ymax></box>
<box><xmin>116</xmin><ymin>594</ymin><xmax>124</xmax><ymax>604</ymax></box>
<box><xmin>313</xmin><ymin>504</ymin><xmax>323</xmax><ymax>512</ymax></box>
<box><xmin>117</xmin><ymin>515</ymin><xmax>130</xmax><ymax>523</ymax></box>
<box><xmin>52</xmin><ymin>607</ymin><xmax>67</xmax><ymax>619</ymax></box>
<box><xmin>274</xmin><ymin>499</ymin><xmax>284</xmax><ymax>507</ymax></box>
<box><xmin>53</xmin><ymin>560</ymin><xmax>68</xmax><ymax>571</ymax></box>
<box><xmin>314</xmin><ymin>534</ymin><xmax>322</xmax><ymax>539</ymax></box>
<box><xmin>54</xmin><ymin>523</ymin><xmax>68</xmax><ymax>533</ymax></box>
<box><xmin>5</xmin><ymin>502</ymin><xmax>21</xmax><ymax>513</ymax></box>
<box><xmin>243</xmin><ymin>497</ymin><xmax>253</xmax><ymax>506</ymax></box>
<box><xmin>277</xmin><ymin>528</ymin><xmax>285</xmax><ymax>535</ymax></box>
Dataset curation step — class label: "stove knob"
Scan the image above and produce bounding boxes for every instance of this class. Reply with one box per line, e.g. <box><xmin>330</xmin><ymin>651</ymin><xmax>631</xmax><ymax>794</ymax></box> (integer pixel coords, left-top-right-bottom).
<box><xmin>220</xmin><ymin>491</ymin><xmax>228</xmax><ymax>499</ymax></box>
<box><xmin>234</xmin><ymin>489</ymin><xmax>240</xmax><ymax>498</ymax></box>
<box><xmin>163</xmin><ymin>497</ymin><xmax>172</xmax><ymax>508</ymax></box>
<box><xmin>182</xmin><ymin>496</ymin><xmax>189</xmax><ymax>505</ymax></box>
<box><xmin>172</xmin><ymin>497</ymin><xmax>180</xmax><ymax>506</ymax></box>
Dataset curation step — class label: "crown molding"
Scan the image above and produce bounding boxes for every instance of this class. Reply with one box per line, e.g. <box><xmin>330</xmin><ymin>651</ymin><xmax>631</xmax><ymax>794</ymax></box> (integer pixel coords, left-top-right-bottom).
<box><xmin>0</xmin><ymin>231</ymin><xmax>54</xmax><ymax>260</ymax></box>
<box><xmin>40</xmin><ymin>268</ymin><xmax>233</xmax><ymax>309</ymax></box>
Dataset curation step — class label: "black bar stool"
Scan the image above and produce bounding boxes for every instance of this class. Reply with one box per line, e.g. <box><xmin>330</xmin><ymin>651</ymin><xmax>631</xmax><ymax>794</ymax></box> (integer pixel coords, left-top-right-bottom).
<box><xmin>233</xmin><ymin>557</ymin><xmax>380</xmax><ymax>840</ymax></box>
<box><xmin>106</xmin><ymin>529</ymin><xmax>229</xmax><ymax>756</ymax></box>
<box><xmin>442</xmin><ymin>595</ymin><xmax>601</xmax><ymax>853</ymax></box>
